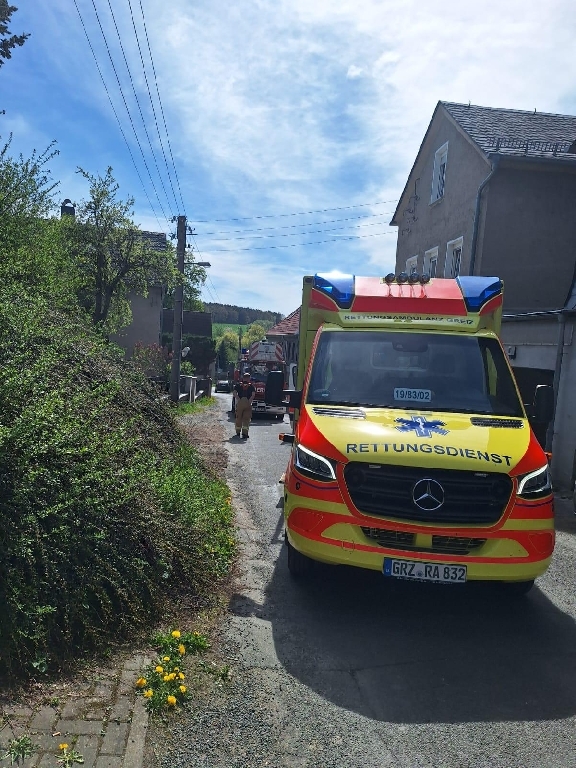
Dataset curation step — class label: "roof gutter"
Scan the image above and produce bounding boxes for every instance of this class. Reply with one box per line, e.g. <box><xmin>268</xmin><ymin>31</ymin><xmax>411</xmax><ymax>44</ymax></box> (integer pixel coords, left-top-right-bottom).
<box><xmin>469</xmin><ymin>155</ymin><xmax>500</xmax><ymax>276</ymax></box>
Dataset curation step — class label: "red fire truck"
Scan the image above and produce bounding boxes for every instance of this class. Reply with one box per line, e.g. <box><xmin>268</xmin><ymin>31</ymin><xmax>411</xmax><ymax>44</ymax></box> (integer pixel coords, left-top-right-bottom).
<box><xmin>232</xmin><ymin>341</ymin><xmax>287</xmax><ymax>420</ymax></box>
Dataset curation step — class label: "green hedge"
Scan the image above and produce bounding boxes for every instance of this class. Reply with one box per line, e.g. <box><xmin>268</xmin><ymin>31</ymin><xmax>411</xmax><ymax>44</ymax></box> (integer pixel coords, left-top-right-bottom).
<box><xmin>0</xmin><ymin>292</ymin><xmax>234</xmax><ymax>679</ymax></box>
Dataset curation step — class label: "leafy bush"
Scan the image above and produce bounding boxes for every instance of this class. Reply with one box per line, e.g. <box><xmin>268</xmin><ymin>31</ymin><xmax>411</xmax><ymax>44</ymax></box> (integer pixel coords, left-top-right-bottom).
<box><xmin>0</xmin><ymin>290</ymin><xmax>235</xmax><ymax>680</ymax></box>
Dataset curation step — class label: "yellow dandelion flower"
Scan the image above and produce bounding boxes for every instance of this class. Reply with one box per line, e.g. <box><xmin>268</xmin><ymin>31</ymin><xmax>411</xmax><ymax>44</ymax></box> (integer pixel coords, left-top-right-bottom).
<box><xmin>144</xmin><ymin>689</ymin><xmax>153</xmax><ymax>698</ymax></box>
<box><xmin>168</xmin><ymin>672</ymin><xmax>176</xmax><ymax>681</ymax></box>
<box><xmin>174</xmin><ymin>667</ymin><xmax>180</xmax><ymax>672</ymax></box>
<box><xmin>178</xmin><ymin>644</ymin><xmax>186</xmax><ymax>655</ymax></box>
<box><xmin>167</xmin><ymin>695</ymin><xmax>177</xmax><ymax>706</ymax></box>
<box><xmin>178</xmin><ymin>672</ymin><xmax>185</xmax><ymax>680</ymax></box>
<box><xmin>171</xmin><ymin>630</ymin><xmax>181</xmax><ymax>638</ymax></box>
<box><xmin>163</xmin><ymin>674</ymin><xmax>170</xmax><ymax>682</ymax></box>
<box><xmin>59</xmin><ymin>744</ymin><xmax>68</xmax><ymax>751</ymax></box>
<box><xmin>179</xmin><ymin>685</ymin><xmax>187</xmax><ymax>694</ymax></box>
<box><xmin>155</xmin><ymin>666</ymin><xmax>163</xmax><ymax>673</ymax></box>
<box><xmin>163</xmin><ymin>656</ymin><xmax>170</xmax><ymax>662</ymax></box>
<box><xmin>135</xmin><ymin>677</ymin><xmax>147</xmax><ymax>688</ymax></box>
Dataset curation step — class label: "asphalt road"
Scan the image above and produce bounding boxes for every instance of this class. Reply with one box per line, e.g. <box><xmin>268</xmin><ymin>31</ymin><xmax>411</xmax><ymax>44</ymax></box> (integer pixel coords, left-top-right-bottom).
<box><xmin>162</xmin><ymin>394</ymin><xmax>576</xmax><ymax>768</ymax></box>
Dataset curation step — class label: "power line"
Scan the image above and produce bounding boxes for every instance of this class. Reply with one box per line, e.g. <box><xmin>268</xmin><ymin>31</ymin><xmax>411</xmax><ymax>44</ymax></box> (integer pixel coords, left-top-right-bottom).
<box><xmin>190</xmin><ymin>233</ymin><xmax>222</xmax><ymax>303</ymax></box>
<box><xmin>198</xmin><ymin>220</ymin><xmax>395</xmax><ymax>242</ymax></box>
<box><xmin>88</xmin><ymin>0</ymin><xmax>169</xmax><ymax>222</ymax></box>
<box><xmin>127</xmin><ymin>0</ymin><xmax>181</xmax><ymax>213</ymax></box>
<box><xmin>104</xmin><ymin>0</ymin><xmax>174</xmax><ymax>219</ymax></box>
<box><xmin>137</xmin><ymin>0</ymin><xmax>187</xmax><ymax>215</ymax></box>
<box><xmin>195</xmin><ymin>211</ymin><xmax>396</xmax><ymax>235</ymax></box>
<box><xmin>188</xmin><ymin>199</ymin><xmax>399</xmax><ymax>223</ymax></box>
<box><xmin>208</xmin><ymin>230</ymin><xmax>398</xmax><ymax>252</ymax></box>
<box><xmin>73</xmin><ymin>0</ymin><xmax>163</xmax><ymax>229</ymax></box>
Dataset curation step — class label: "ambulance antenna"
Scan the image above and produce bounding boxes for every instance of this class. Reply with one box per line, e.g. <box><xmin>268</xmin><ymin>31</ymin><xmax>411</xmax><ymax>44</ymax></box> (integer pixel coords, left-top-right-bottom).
<box><xmin>408</xmin><ymin>272</ymin><xmax>420</xmax><ymax>297</ymax></box>
<box><xmin>397</xmin><ymin>272</ymin><xmax>408</xmax><ymax>297</ymax></box>
<box><xmin>419</xmin><ymin>273</ymin><xmax>430</xmax><ymax>297</ymax></box>
<box><xmin>384</xmin><ymin>273</ymin><xmax>395</xmax><ymax>296</ymax></box>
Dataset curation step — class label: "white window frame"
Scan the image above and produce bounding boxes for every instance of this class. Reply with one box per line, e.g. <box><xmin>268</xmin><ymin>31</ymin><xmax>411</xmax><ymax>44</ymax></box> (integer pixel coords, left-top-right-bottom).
<box><xmin>430</xmin><ymin>142</ymin><xmax>448</xmax><ymax>203</ymax></box>
<box><xmin>445</xmin><ymin>237</ymin><xmax>463</xmax><ymax>277</ymax></box>
<box><xmin>405</xmin><ymin>255</ymin><xmax>418</xmax><ymax>275</ymax></box>
<box><xmin>424</xmin><ymin>247</ymin><xmax>439</xmax><ymax>278</ymax></box>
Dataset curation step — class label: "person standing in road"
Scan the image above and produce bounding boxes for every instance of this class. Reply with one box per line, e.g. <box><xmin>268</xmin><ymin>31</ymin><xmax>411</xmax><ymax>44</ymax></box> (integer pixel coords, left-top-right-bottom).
<box><xmin>233</xmin><ymin>372</ymin><xmax>255</xmax><ymax>438</ymax></box>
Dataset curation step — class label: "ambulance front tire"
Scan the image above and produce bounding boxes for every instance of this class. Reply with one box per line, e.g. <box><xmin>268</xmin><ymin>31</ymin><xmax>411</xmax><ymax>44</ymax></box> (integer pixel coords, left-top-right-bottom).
<box><xmin>286</xmin><ymin>537</ymin><xmax>314</xmax><ymax>578</ymax></box>
<box><xmin>500</xmin><ymin>579</ymin><xmax>535</xmax><ymax>596</ymax></box>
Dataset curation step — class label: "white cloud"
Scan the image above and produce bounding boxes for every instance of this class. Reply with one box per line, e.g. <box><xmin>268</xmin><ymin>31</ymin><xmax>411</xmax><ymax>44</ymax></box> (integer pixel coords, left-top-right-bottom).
<box><xmin>347</xmin><ymin>65</ymin><xmax>363</xmax><ymax>79</ymax></box>
<box><xmin>4</xmin><ymin>0</ymin><xmax>576</xmax><ymax>315</ymax></box>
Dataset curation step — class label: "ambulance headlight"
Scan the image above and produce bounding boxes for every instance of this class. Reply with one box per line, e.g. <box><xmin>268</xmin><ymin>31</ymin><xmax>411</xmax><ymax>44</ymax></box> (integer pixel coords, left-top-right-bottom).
<box><xmin>294</xmin><ymin>444</ymin><xmax>336</xmax><ymax>481</ymax></box>
<box><xmin>516</xmin><ymin>464</ymin><xmax>552</xmax><ymax>499</ymax></box>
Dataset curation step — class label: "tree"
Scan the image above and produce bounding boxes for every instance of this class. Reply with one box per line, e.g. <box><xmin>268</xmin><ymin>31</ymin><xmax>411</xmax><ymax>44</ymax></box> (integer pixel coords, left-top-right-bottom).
<box><xmin>0</xmin><ymin>2</ymin><xmax>29</xmax><ymax>68</ymax></box>
<box><xmin>215</xmin><ymin>330</ymin><xmax>239</xmax><ymax>367</ymax></box>
<box><xmin>243</xmin><ymin>322</ymin><xmax>268</xmax><ymax>349</ymax></box>
<box><xmin>71</xmin><ymin>167</ymin><xmax>178</xmax><ymax>332</ymax></box>
<box><xmin>163</xmin><ymin>249</ymin><xmax>206</xmax><ymax>312</ymax></box>
<box><xmin>182</xmin><ymin>334</ymin><xmax>216</xmax><ymax>376</ymax></box>
<box><xmin>0</xmin><ymin>136</ymin><xmax>82</xmax><ymax>311</ymax></box>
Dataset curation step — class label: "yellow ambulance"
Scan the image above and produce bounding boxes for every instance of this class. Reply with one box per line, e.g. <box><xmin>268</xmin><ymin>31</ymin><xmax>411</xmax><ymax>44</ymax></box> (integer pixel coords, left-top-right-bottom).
<box><xmin>266</xmin><ymin>273</ymin><xmax>555</xmax><ymax>594</ymax></box>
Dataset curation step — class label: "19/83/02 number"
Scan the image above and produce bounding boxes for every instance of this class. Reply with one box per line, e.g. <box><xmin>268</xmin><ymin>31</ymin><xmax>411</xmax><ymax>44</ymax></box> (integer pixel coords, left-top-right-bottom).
<box><xmin>394</xmin><ymin>388</ymin><xmax>432</xmax><ymax>402</ymax></box>
<box><xmin>384</xmin><ymin>558</ymin><xmax>466</xmax><ymax>583</ymax></box>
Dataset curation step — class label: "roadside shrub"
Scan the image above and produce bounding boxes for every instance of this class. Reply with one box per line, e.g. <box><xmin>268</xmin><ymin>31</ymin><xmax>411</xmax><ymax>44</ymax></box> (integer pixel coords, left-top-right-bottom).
<box><xmin>0</xmin><ymin>289</ymin><xmax>234</xmax><ymax>680</ymax></box>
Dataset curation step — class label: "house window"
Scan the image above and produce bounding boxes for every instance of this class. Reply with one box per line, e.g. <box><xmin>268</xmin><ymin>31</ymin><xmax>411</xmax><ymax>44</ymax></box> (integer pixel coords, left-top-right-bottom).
<box><xmin>405</xmin><ymin>255</ymin><xmax>418</xmax><ymax>275</ymax></box>
<box><xmin>424</xmin><ymin>247</ymin><xmax>438</xmax><ymax>278</ymax></box>
<box><xmin>431</xmin><ymin>142</ymin><xmax>448</xmax><ymax>203</ymax></box>
<box><xmin>445</xmin><ymin>237</ymin><xmax>463</xmax><ymax>277</ymax></box>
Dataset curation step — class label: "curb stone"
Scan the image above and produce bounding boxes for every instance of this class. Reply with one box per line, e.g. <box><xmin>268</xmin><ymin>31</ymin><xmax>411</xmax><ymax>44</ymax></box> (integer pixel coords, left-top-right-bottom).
<box><xmin>0</xmin><ymin>654</ymin><xmax>152</xmax><ymax>768</ymax></box>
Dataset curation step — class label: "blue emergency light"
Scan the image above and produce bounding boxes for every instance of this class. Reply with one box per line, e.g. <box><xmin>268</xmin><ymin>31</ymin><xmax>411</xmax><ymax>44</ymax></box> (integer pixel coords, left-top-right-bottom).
<box><xmin>456</xmin><ymin>276</ymin><xmax>503</xmax><ymax>312</ymax></box>
<box><xmin>314</xmin><ymin>273</ymin><xmax>355</xmax><ymax>309</ymax></box>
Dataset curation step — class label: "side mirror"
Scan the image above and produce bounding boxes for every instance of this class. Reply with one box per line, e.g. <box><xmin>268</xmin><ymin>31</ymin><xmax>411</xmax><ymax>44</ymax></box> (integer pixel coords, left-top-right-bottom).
<box><xmin>532</xmin><ymin>384</ymin><xmax>554</xmax><ymax>424</ymax></box>
<box><xmin>265</xmin><ymin>371</ymin><xmax>303</xmax><ymax>410</ymax></box>
<box><xmin>265</xmin><ymin>370</ymin><xmax>286</xmax><ymax>405</ymax></box>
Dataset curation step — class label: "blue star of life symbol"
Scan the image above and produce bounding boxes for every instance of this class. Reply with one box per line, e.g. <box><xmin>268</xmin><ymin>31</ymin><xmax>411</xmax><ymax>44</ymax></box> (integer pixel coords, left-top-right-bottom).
<box><xmin>395</xmin><ymin>416</ymin><xmax>449</xmax><ymax>438</ymax></box>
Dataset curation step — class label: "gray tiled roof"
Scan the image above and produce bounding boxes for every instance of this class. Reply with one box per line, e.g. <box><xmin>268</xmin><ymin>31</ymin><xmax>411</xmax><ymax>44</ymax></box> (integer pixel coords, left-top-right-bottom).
<box><xmin>267</xmin><ymin>307</ymin><xmax>300</xmax><ymax>336</ymax></box>
<box><xmin>442</xmin><ymin>102</ymin><xmax>576</xmax><ymax>161</ymax></box>
<box><xmin>139</xmin><ymin>230</ymin><xmax>168</xmax><ymax>251</ymax></box>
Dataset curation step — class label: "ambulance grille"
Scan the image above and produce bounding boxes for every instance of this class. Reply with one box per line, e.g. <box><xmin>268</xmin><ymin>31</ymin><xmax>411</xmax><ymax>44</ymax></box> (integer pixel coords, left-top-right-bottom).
<box><xmin>360</xmin><ymin>528</ymin><xmax>487</xmax><ymax>555</ymax></box>
<box><xmin>311</xmin><ymin>407</ymin><xmax>366</xmax><ymax>419</ymax></box>
<box><xmin>430</xmin><ymin>536</ymin><xmax>487</xmax><ymax>554</ymax></box>
<box><xmin>345</xmin><ymin>463</ymin><xmax>512</xmax><ymax>524</ymax></box>
<box><xmin>361</xmin><ymin>528</ymin><xmax>416</xmax><ymax>550</ymax></box>
<box><xmin>470</xmin><ymin>417</ymin><xmax>524</xmax><ymax>428</ymax></box>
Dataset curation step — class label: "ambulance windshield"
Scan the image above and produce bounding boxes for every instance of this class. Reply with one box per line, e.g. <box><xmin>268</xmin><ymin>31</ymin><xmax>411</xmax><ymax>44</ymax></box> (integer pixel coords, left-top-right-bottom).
<box><xmin>307</xmin><ymin>331</ymin><xmax>524</xmax><ymax>417</ymax></box>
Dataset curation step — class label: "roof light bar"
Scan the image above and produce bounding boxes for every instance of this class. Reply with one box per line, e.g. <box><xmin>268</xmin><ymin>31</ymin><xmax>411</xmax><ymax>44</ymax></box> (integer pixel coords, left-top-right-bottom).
<box><xmin>383</xmin><ymin>273</ymin><xmax>431</xmax><ymax>285</ymax></box>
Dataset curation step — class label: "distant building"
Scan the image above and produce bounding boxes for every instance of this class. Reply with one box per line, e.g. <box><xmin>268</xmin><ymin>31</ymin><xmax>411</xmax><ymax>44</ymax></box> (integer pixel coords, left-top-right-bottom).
<box><xmin>161</xmin><ymin>309</ymin><xmax>213</xmax><ymax>339</ymax></box>
<box><xmin>109</xmin><ymin>231</ymin><xmax>168</xmax><ymax>357</ymax></box>
<box><xmin>267</xmin><ymin>308</ymin><xmax>300</xmax><ymax>366</ymax></box>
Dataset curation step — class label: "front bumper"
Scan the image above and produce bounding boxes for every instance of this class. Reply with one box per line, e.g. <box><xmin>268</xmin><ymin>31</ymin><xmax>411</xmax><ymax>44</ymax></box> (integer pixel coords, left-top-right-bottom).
<box><xmin>252</xmin><ymin>401</ymin><xmax>286</xmax><ymax>415</ymax></box>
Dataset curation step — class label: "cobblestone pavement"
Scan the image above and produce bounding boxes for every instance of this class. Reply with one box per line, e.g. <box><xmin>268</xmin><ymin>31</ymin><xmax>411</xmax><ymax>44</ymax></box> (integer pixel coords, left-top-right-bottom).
<box><xmin>0</xmin><ymin>653</ymin><xmax>152</xmax><ymax>768</ymax></box>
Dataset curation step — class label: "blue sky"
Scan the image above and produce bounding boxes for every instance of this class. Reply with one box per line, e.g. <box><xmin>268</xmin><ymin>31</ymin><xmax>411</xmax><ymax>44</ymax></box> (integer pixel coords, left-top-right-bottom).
<box><xmin>2</xmin><ymin>0</ymin><xmax>576</xmax><ymax>316</ymax></box>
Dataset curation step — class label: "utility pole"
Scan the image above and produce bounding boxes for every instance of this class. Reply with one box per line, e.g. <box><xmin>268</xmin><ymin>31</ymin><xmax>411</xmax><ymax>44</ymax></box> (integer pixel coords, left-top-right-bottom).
<box><xmin>169</xmin><ymin>215</ymin><xmax>186</xmax><ymax>403</ymax></box>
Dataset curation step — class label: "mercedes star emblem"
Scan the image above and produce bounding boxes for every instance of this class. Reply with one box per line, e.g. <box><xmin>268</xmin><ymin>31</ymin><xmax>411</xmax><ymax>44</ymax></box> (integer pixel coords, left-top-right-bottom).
<box><xmin>412</xmin><ymin>478</ymin><xmax>445</xmax><ymax>511</ymax></box>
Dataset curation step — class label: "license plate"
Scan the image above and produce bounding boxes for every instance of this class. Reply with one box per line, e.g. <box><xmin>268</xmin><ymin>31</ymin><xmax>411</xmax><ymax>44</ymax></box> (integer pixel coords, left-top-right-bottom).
<box><xmin>383</xmin><ymin>558</ymin><xmax>466</xmax><ymax>584</ymax></box>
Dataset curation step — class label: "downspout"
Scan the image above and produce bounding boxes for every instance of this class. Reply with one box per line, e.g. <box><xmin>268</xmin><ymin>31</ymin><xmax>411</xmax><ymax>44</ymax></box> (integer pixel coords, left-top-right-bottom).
<box><xmin>545</xmin><ymin>312</ymin><xmax>567</xmax><ymax>453</ymax></box>
<box><xmin>469</xmin><ymin>155</ymin><xmax>500</xmax><ymax>275</ymax></box>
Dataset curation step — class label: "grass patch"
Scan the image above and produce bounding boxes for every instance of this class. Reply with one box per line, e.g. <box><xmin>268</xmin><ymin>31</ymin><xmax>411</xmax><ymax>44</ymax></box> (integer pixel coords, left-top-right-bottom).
<box><xmin>212</xmin><ymin>323</ymin><xmax>243</xmax><ymax>337</ymax></box>
<box><xmin>173</xmin><ymin>397</ymin><xmax>217</xmax><ymax>416</ymax></box>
